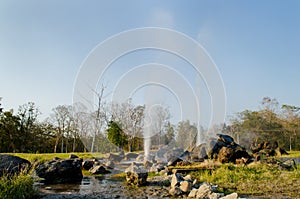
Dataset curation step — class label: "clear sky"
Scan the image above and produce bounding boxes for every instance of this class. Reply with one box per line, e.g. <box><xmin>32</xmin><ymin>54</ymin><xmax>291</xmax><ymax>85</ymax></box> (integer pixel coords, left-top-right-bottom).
<box><xmin>1</xmin><ymin>0</ymin><xmax>300</xmax><ymax>125</ymax></box>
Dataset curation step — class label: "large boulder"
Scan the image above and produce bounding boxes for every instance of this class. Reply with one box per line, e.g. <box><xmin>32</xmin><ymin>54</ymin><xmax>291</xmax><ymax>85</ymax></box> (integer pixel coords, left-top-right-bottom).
<box><xmin>0</xmin><ymin>154</ymin><xmax>31</xmax><ymax>176</ymax></box>
<box><xmin>190</xmin><ymin>143</ymin><xmax>208</xmax><ymax>160</ymax></box>
<box><xmin>35</xmin><ymin>158</ymin><xmax>83</xmax><ymax>184</ymax></box>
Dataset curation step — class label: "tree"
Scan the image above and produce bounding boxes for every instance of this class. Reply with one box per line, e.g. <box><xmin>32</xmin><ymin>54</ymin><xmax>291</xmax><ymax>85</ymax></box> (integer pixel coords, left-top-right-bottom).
<box><xmin>110</xmin><ymin>100</ymin><xmax>145</xmax><ymax>151</ymax></box>
<box><xmin>107</xmin><ymin>121</ymin><xmax>128</xmax><ymax>150</ymax></box>
<box><xmin>176</xmin><ymin>120</ymin><xmax>197</xmax><ymax>150</ymax></box>
<box><xmin>49</xmin><ymin>105</ymin><xmax>74</xmax><ymax>153</ymax></box>
<box><xmin>281</xmin><ymin>105</ymin><xmax>300</xmax><ymax>151</ymax></box>
<box><xmin>17</xmin><ymin>102</ymin><xmax>40</xmax><ymax>152</ymax></box>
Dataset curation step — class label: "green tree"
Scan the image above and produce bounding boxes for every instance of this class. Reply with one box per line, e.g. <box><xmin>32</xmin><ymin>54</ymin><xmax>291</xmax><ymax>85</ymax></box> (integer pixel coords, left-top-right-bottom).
<box><xmin>107</xmin><ymin>121</ymin><xmax>128</xmax><ymax>151</ymax></box>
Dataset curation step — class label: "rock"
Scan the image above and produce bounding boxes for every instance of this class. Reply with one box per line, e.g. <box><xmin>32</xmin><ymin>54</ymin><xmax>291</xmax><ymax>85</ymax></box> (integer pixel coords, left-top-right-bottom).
<box><xmin>167</xmin><ymin>156</ymin><xmax>184</xmax><ymax>166</ymax></box>
<box><xmin>108</xmin><ymin>153</ymin><xmax>123</xmax><ymax>162</ymax></box>
<box><xmin>35</xmin><ymin>158</ymin><xmax>83</xmax><ymax>184</ymax></box>
<box><xmin>169</xmin><ymin>186</ymin><xmax>182</xmax><ymax>196</ymax></box>
<box><xmin>125</xmin><ymin>163</ymin><xmax>148</xmax><ymax>186</ymax></box>
<box><xmin>183</xmin><ymin>174</ymin><xmax>192</xmax><ymax>182</ymax></box>
<box><xmin>82</xmin><ymin>160</ymin><xmax>94</xmax><ymax>170</ymax></box>
<box><xmin>180</xmin><ymin>181</ymin><xmax>192</xmax><ymax>192</ymax></box>
<box><xmin>210</xmin><ymin>192</ymin><xmax>225</xmax><ymax>199</ymax></box>
<box><xmin>217</xmin><ymin>134</ymin><xmax>234</xmax><ymax>145</ymax></box>
<box><xmin>89</xmin><ymin>165</ymin><xmax>111</xmax><ymax>174</ymax></box>
<box><xmin>0</xmin><ymin>154</ymin><xmax>31</xmax><ymax>176</ymax></box>
<box><xmin>136</xmin><ymin>154</ymin><xmax>145</xmax><ymax>162</ymax></box>
<box><xmin>188</xmin><ymin>188</ymin><xmax>198</xmax><ymax>198</ymax></box>
<box><xmin>190</xmin><ymin>143</ymin><xmax>208</xmax><ymax>161</ymax></box>
<box><xmin>164</xmin><ymin>147</ymin><xmax>184</xmax><ymax>161</ymax></box>
<box><xmin>275</xmin><ymin>147</ymin><xmax>288</xmax><ymax>156</ymax></box>
<box><xmin>125</xmin><ymin>152</ymin><xmax>139</xmax><ymax>160</ymax></box>
<box><xmin>279</xmin><ymin>159</ymin><xmax>297</xmax><ymax>170</ymax></box>
<box><xmin>218</xmin><ymin>147</ymin><xmax>234</xmax><ymax>163</ymax></box>
<box><xmin>69</xmin><ymin>154</ymin><xmax>79</xmax><ymax>159</ymax></box>
<box><xmin>171</xmin><ymin>173</ymin><xmax>183</xmax><ymax>188</ymax></box>
<box><xmin>143</xmin><ymin>160</ymin><xmax>153</xmax><ymax>168</ymax></box>
<box><xmin>220</xmin><ymin>192</ymin><xmax>238</xmax><ymax>199</ymax></box>
<box><xmin>197</xmin><ymin>183</ymin><xmax>212</xmax><ymax>199</ymax></box>
<box><xmin>105</xmin><ymin>160</ymin><xmax>115</xmax><ymax>169</ymax></box>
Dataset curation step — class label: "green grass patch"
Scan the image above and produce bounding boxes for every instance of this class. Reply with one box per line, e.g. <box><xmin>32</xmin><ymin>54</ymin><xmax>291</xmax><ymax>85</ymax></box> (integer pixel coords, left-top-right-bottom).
<box><xmin>0</xmin><ymin>172</ymin><xmax>38</xmax><ymax>199</ymax></box>
<box><xmin>283</xmin><ymin>151</ymin><xmax>300</xmax><ymax>158</ymax></box>
<box><xmin>190</xmin><ymin>163</ymin><xmax>300</xmax><ymax>197</ymax></box>
<box><xmin>3</xmin><ymin>153</ymin><xmax>106</xmax><ymax>164</ymax></box>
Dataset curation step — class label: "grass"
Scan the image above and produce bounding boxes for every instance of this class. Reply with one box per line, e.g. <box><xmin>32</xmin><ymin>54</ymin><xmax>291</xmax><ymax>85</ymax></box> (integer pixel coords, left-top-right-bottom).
<box><xmin>190</xmin><ymin>163</ymin><xmax>300</xmax><ymax>198</ymax></box>
<box><xmin>0</xmin><ymin>171</ymin><xmax>38</xmax><ymax>199</ymax></box>
<box><xmin>3</xmin><ymin>152</ymin><xmax>106</xmax><ymax>164</ymax></box>
<box><xmin>283</xmin><ymin>150</ymin><xmax>300</xmax><ymax>158</ymax></box>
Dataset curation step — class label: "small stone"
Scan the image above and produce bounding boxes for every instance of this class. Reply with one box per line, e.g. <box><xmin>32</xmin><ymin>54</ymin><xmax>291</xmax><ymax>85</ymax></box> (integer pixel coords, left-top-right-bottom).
<box><xmin>183</xmin><ymin>174</ymin><xmax>192</xmax><ymax>181</ymax></box>
<box><xmin>89</xmin><ymin>165</ymin><xmax>111</xmax><ymax>174</ymax></box>
<box><xmin>197</xmin><ymin>183</ymin><xmax>212</xmax><ymax>198</ymax></box>
<box><xmin>69</xmin><ymin>154</ymin><xmax>79</xmax><ymax>159</ymax></box>
<box><xmin>180</xmin><ymin>181</ymin><xmax>192</xmax><ymax>192</ymax></box>
<box><xmin>220</xmin><ymin>193</ymin><xmax>238</xmax><ymax>199</ymax></box>
<box><xmin>169</xmin><ymin>186</ymin><xmax>182</xmax><ymax>196</ymax></box>
<box><xmin>105</xmin><ymin>161</ymin><xmax>115</xmax><ymax>169</ymax></box>
<box><xmin>171</xmin><ymin>173</ymin><xmax>183</xmax><ymax>188</ymax></box>
<box><xmin>188</xmin><ymin>188</ymin><xmax>198</xmax><ymax>198</ymax></box>
<box><xmin>209</xmin><ymin>192</ymin><xmax>224</xmax><ymax>199</ymax></box>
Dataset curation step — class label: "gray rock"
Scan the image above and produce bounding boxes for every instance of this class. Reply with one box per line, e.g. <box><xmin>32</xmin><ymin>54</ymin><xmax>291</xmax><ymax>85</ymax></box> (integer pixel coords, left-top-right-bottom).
<box><xmin>180</xmin><ymin>180</ymin><xmax>192</xmax><ymax>192</ymax></box>
<box><xmin>0</xmin><ymin>154</ymin><xmax>31</xmax><ymax>176</ymax></box>
<box><xmin>105</xmin><ymin>160</ymin><xmax>115</xmax><ymax>169</ymax></box>
<box><xmin>125</xmin><ymin>152</ymin><xmax>139</xmax><ymax>160</ymax></box>
<box><xmin>136</xmin><ymin>154</ymin><xmax>145</xmax><ymax>162</ymax></box>
<box><xmin>89</xmin><ymin>165</ymin><xmax>111</xmax><ymax>174</ymax></box>
<box><xmin>108</xmin><ymin>153</ymin><xmax>123</xmax><ymax>162</ymax></box>
<box><xmin>167</xmin><ymin>156</ymin><xmax>184</xmax><ymax>166</ymax></box>
<box><xmin>197</xmin><ymin>183</ymin><xmax>212</xmax><ymax>199</ymax></box>
<box><xmin>35</xmin><ymin>158</ymin><xmax>83</xmax><ymax>184</ymax></box>
<box><xmin>220</xmin><ymin>192</ymin><xmax>238</xmax><ymax>199</ymax></box>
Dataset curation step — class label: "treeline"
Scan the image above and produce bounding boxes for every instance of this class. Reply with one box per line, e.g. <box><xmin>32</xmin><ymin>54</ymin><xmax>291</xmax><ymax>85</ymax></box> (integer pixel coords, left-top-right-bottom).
<box><xmin>224</xmin><ymin>97</ymin><xmax>300</xmax><ymax>151</ymax></box>
<box><xmin>0</xmin><ymin>96</ymin><xmax>300</xmax><ymax>153</ymax></box>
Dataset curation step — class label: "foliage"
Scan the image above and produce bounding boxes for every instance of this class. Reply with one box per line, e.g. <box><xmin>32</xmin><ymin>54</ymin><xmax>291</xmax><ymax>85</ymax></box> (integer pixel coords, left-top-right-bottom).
<box><xmin>226</xmin><ymin>97</ymin><xmax>300</xmax><ymax>150</ymax></box>
<box><xmin>0</xmin><ymin>172</ymin><xmax>37</xmax><ymax>199</ymax></box>
<box><xmin>107</xmin><ymin>121</ymin><xmax>128</xmax><ymax>151</ymax></box>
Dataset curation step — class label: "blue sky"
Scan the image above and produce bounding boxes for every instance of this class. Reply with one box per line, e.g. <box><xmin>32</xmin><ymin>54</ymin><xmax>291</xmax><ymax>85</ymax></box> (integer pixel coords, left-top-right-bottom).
<box><xmin>0</xmin><ymin>1</ymin><xmax>300</xmax><ymax>125</ymax></box>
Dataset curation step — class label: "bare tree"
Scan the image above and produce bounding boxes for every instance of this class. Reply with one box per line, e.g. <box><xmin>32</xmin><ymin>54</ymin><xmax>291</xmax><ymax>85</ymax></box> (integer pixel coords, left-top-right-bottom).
<box><xmin>50</xmin><ymin>105</ymin><xmax>73</xmax><ymax>153</ymax></box>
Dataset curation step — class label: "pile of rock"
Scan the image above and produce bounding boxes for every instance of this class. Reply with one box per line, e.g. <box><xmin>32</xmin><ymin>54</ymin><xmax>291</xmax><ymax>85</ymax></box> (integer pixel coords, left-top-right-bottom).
<box><xmin>169</xmin><ymin>173</ymin><xmax>238</xmax><ymax>199</ymax></box>
<box><xmin>251</xmin><ymin>141</ymin><xmax>288</xmax><ymax>159</ymax></box>
<box><xmin>190</xmin><ymin>134</ymin><xmax>251</xmax><ymax>164</ymax></box>
<box><xmin>81</xmin><ymin>158</ymin><xmax>112</xmax><ymax>175</ymax></box>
